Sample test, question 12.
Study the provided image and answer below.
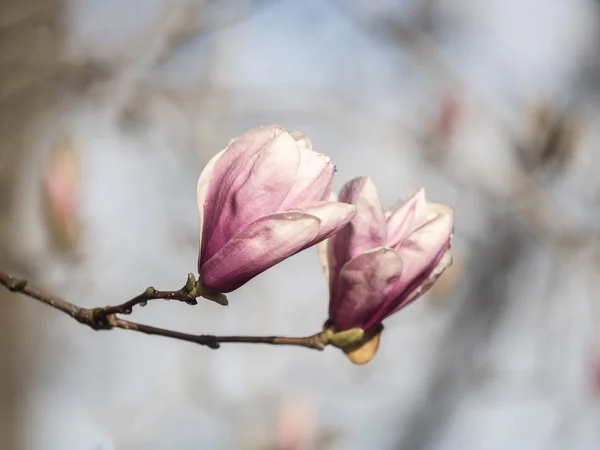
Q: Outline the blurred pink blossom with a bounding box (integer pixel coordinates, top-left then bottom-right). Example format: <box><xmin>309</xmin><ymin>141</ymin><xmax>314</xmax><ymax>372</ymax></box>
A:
<box><xmin>42</xmin><ymin>141</ymin><xmax>81</xmax><ymax>250</ymax></box>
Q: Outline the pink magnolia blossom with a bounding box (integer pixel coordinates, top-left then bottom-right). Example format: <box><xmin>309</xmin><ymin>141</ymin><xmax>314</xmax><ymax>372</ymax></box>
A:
<box><xmin>318</xmin><ymin>177</ymin><xmax>453</xmax><ymax>331</ymax></box>
<box><xmin>197</xmin><ymin>125</ymin><xmax>356</xmax><ymax>293</ymax></box>
<box><xmin>43</xmin><ymin>141</ymin><xmax>81</xmax><ymax>249</ymax></box>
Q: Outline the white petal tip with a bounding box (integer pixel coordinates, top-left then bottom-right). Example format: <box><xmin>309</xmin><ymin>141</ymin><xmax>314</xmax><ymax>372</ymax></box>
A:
<box><xmin>290</xmin><ymin>131</ymin><xmax>313</xmax><ymax>150</ymax></box>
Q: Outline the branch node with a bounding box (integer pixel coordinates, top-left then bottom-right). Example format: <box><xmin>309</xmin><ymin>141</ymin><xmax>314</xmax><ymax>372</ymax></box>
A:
<box><xmin>144</xmin><ymin>287</ymin><xmax>156</xmax><ymax>296</ymax></box>
<box><xmin>72</xmin><ymin>308</ymin><xmax>113</xmax><ymax>330</ymax></box>
<box><xmin>7</xmin><ymin>278</ymin><xmax>28</xmax><ymax>292</ymax></box>
<box><xmin>207</xmin><ymin>340</ymin><xmax>220</xmax><ymax>350</ymax></box>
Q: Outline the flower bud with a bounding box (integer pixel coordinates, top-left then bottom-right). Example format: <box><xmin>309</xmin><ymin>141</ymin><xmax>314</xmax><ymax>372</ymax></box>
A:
<box><xmin>319</xmin><ymin>177</ymin><xmax>453</xmax><ymax>331</ymax></box>
<box><xmin>197</xmin><ymin>126</ymin><xmax>356</xmax><ymax>294</ymax></box>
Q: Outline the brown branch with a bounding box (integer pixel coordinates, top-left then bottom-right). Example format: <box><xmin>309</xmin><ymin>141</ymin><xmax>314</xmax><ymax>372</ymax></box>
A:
<box><xmin>107</xmin><ymin>316</ymin><xmax>328</xmax><ymax>350</ymax></box>
<box><xmin>0</xmin><ymin>269</ymin><xmax>329</xmax><ymax>351</ymax></box>
<box><xmin>101</xmin><ymin>273</ymin><xmax>201</xmax><ymax>316</ymax></box>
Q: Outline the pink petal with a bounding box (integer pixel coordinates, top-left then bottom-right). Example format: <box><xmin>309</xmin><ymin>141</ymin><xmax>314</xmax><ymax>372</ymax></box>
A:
<box><xmin>315</xmin><ymin>193</ymin><xmax>342</xmax><ymax>292</ymax></box>
<box><xmin>279</xmin><ymin>133</ymin><xmax>334</xmax><ymax>209</ymax></box>
<box><xmin>200</xmin><ymin>126</ymin><xmax>286</xmax><ymax>259</ymax></box>
<box><xmin>199</xmin><ymin>212</ymin><xmax>321</xmax><ymax>293</ymax></box>
<box><xmin>289</xmin><ymin>200</ymin><xmax>356</xmax><ymax>249</ymax></box>
<box><xmin>330</xmin><ymin>247</ymin><xmax>404</xmax><ymax>331</ymax></box>
<box><xmin>197</xmin><ymin>148</ymin><xmax>226</xmax><ymax>257</ymax></box>
<box><xmin>211</xmin><ymin>126</ymin><xmax>286</xmax><ymax>177</ymax></box>
<box><xmin>394</xmin><ymin>250</ymin><xmax>453</xmax><ymax>311</ymax></box>
<box><xmin>316</xmin><ymin>237</ymin><xmax>334</xmax><ymax>291</ymax></box>
<box><xmin>365</xmin><ymin>247</ymin><xmax>452</xmax><ymax>329</ymax></box>
<box><xmin>364</xmin><ymin>212</ymin><xmax>453</xmax><ymax>327</ymax></box>
<box><xmin>329</xmin><ymin>177</ymin><xmax>387</xmax><ymax>302</ymax></box>
<box><xmin>386</xmin><ymin>189</ymin><xmax>435</xmax><ymax>248</ymax></box>
<box><xmin>201</xmin><ymin>132</ymin><xmax>301</xmax><ymax>265</ymax></box>
<box><xmin>336</xmin><ymin>177</ymin><xmax>387</xmax><ymax>255</ymax></box>
<box><xmin>393</xmin><ymin>210</ymin><xmax>453</xmax><ymax>284</ymax></box>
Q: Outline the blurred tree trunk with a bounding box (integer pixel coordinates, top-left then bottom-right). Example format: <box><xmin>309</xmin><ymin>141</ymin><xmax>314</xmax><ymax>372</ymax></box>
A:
<box><xmin>0</xmin><ymin>1</ymin><xmax>61</xmax><ymax>448</ymax></box>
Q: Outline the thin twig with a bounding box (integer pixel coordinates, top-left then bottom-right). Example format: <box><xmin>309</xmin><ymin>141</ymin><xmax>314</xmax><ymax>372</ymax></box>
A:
<box><xmin>102</xmin><ymin>273</ymin><xmax>201</xmax><ymax>316</ymax></box>
<box><xmin>0</xmin><ymin>269</ymin><xmax>329</xmax><ymax>351</ymax></box>
<box><xmin>108</xmin><ymin>316</ymin><xmax>328</xmax><ymax>350</ymax></box>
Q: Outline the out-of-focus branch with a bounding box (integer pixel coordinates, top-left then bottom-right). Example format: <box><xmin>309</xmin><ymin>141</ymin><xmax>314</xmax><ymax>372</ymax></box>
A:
<box><xmin>149</xmin><ymin>0</ymin><xmax>284</xmax><ymax>67</ymax></box>
<box><xmin>146</xmin><ymin>1</ymin><xmax>208</xmax><ymax>67</ymax></box>
<box><xmin>327</xmin><ymin>0</ymin><xmax>459</xmax><ymax>90</ymax></box>
<box><xmin>0</xmin><ymin>269</ymin><xmax>329</xmax><ymax>351</ymax></box>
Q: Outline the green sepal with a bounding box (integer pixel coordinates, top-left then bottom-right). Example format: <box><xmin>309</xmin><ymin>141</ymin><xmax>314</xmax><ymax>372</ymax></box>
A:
<box><xmin>196</xmin><ymin>281</ymin><xmax>229</xmax><ymax>306</ymax></box>
<box><xmin>328</xmin><ymin>328</ymin><xmax>365</xmax><ymax>349</ymax></box>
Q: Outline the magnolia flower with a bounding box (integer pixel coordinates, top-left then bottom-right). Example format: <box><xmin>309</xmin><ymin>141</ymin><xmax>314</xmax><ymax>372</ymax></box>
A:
<box><xmin>318</xmin><ymin>177</ymin><xmax>453</xmax><ymax>332</ymax></box>
<box><xmin>197</xmin><ymin>125</ymin><xmax>356</xmax><ymax>294</ymax></box>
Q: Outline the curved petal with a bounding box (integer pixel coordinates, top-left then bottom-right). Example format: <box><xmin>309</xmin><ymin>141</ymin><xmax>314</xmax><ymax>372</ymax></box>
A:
<box><xmin>315</xmin><ymin>193</ymin><xmax>342</xmax><ymax>292</ymax></box>
<box><xmin>329</xmin><ymin>177</ymin><xmax>387</xmax><ymax>302</ymax></box>
<box><xmin>200</xmin><ymin>127</ymin><xmax>286</xmax><ymax>261</ymax></box>
<box><xmin>364</xmin><ymin>212</ymin><xmax>453</xmax><ymax>327</ymax></box>
<box><xmin>392</xmin><ymin>210</ymin><xmax>453</xmax><ymax>285</ymax></box>
<box><xmin>330</xmin><ymin>247</ymin><xmax>404</xmax><ymax>331</ymax></box>
<box><xmin>366</xmin><ymin>247</ymin><xmax>452</xmax><ymax>328</ymax></box>
<box><xmin>387</xmin><ymin>190</ymin><xmax>454</xmax><ymax>248</ymax></box>
<box><xmin>199</xmin><ymin>212</ymin><xmax>321</xmax><ymax>293</ymax></box>
<box><xmin>210</xmin><ymin>125</ymin><xmax>286</xmax><ymax>180</ymax></box>
<box><xmin>336</xmin><ymin>177</ymin><xmax>387</xmax><ymax>257</ymax></box>
<box><xmin>201</xmin><ymin>132</ymin><xmax>301</xmax><ymax>264</ymax></box>
<box><xmin>279</xmin><ymin>133</ymin><xmax>334</xmax><ymax>209</ymax></box>
<box><xmin>395</xmin><ymin>250</ymin><xmax>453</xmax><ymax>310</ymax></box>
<box><xmin>386</xmin><ymin>189</ymin><xmax>431</xmax><ymax>247</ymax></box>
<box><xmin>289</xmin><ymin>200</ymin><xmax>356</xmax><ymax>249</ymax></box>
<box><xmin>197</xmin><ymin>148</ymin><xmax>226</xmax><ymax>259</ymax></box>
<box><xmin>316</xmin><ymin>237</ymin><xmax>334</xmax><ymax>290</ymax></box>
<box><xmin>200</xmin><ymin>126</ymin><xmax>287</xmax><ymax>257</ymax></box>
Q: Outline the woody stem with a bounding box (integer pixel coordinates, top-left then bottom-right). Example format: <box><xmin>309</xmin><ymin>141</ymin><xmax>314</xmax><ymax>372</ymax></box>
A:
<box><xmin>0</xmin><ymin>269</ymin><xmax>329</xmax><ymax>351</ymax></box>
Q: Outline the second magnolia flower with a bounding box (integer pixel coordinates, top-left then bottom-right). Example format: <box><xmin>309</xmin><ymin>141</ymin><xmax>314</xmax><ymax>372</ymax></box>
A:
<box><xmin>197</xmin><ymin>125</ymin><xmax>356</xmax><ymax>293</ymax></box>
<box><xmin>319</xmin><ymin>177</ymin><xmax>454</xmax><ymax>332</ymax></box>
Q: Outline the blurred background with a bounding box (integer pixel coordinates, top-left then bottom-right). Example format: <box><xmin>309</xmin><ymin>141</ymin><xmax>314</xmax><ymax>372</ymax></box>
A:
<box><xmin>2</xmin><ymin>0</ymin><xmax>600</xmax><ymax>448</ymax></box>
